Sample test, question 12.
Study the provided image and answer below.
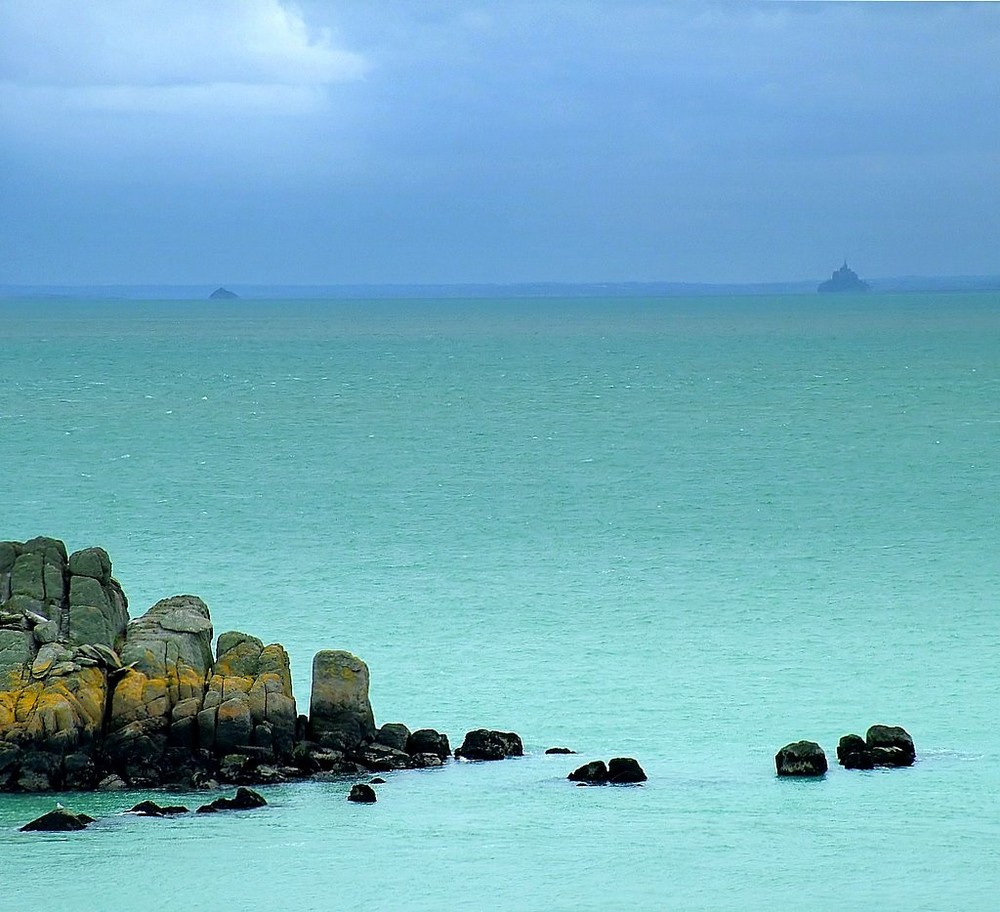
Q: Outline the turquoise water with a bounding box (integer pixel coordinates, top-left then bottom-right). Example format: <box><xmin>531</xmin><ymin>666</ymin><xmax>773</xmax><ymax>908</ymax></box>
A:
<box><xmin>2</xmin><ymin>293</ymin><xmax>999</xmax><ymax>910</ymax></box>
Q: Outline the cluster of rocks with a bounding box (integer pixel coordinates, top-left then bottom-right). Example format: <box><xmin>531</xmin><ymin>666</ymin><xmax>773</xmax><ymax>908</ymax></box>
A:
<box><xmin>0</xmin><ymin>537</ymin><xmax>486</xmax><ymax>793</ymax></box>
<box><xmin>19</xmin><ymin>787</ymin><xmax>268</xmax><ymax>831</ymax></box>
<box><xmin>567</xmin><ymin>757</ymin><xmax>647</xmax><ymax>785</ymax></box>
<box><xmin>775</xmin><ymin>725</ymin><xmax>915</xmax><ymax>777</ymax></box>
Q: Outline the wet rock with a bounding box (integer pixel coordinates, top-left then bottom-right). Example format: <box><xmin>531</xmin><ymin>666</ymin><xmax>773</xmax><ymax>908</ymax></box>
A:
<box><xmin>866</xmin><ymin>724</ymin><xmax>915</xmax><ymax>767</ymax></box>
<box><xmin>568</xmin><ymin>760</ymin><xmax>608</xmax><ymax>784</ymax></box>
<box><xmin>196</xmin><ymin>786</ymin><xmax>267</xmax><ymax>813</ymax></box>
<box><xmin>454</xmin><ymin>729</ymin><xmax>523</xmax><ymax>761</ymax></box>
<box><xmin>608</xmin><ymin>757</ymin><xmax>647</xmax><ymax>783</ymax></box>
<box><xmin>348</xmin><ymin>783</ymin><xmax>377</xmax><ymax>803</ymax></box>
<box><xmin>775</xmin><ymin>740</ymin><xmax>828</xmax><ymax>777</ymax></box>
<box><xmin>837</xmin><ymin>733</ymin><xmax>874</xmax><ymax>770</ymax></box>
<box><xmin>351</xmin><ymin>743</ymin><xmax>413</xmax><ymax>772</ymax></box>
<box><xmin>545</xmin><ymin>747</ymin><xmax>576</xmax><ymax>755</ymax></box>
<box><xmin>97</xmin><ymin>774</ymin><xmax>127</xmax><ymax>791</ymax></box>
<box><xmin>406</xmin><ymin>728</ymin><xmax>450</xmax><ymax>761</ymax></box>
<box><xmin>20</xmin><ymin>806</ymin><xmax>96</xmax><ymax>832</ymax></box>
<box><xmin>369</xmin><ymin>776</ymin><xmax>387</xmax><ymax>784</ymax></box>
<box><xmin>308</xmin><ymin>650</ymin><xmax>375</xmax><ymax>749</ymax></box>
<box><xmin>129</xmin><ymin>800</ymin><xmax>189</xmax><ymax>816</ymax></box>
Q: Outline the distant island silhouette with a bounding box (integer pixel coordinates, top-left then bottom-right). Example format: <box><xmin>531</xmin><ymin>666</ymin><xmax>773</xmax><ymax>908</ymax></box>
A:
<box><xmin>209</xmin><ymin>287</ymin><xmax>239</xmax><ymax>299</ymax></box>
<box><xmin>818</xmin><ymin>262</ymin><xmax>870</xmax><ymax>293</ymax></box>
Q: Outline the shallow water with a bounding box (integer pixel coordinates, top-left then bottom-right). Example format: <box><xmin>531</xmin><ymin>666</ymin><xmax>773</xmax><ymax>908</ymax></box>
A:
<box><xmin>2</xmin><ymin>293</ymin><xmax>999</xmax><ymax>910</ymax></box>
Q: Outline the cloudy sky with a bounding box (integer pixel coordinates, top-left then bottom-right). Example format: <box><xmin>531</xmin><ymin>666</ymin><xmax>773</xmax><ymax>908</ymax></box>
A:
<box><xmin>1</xmin><ymin>1</ymin><xmax>998</xmax><ymax>285</ymax></box>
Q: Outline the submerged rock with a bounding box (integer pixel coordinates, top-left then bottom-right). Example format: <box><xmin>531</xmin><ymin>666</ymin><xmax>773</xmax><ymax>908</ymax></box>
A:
<box><xmin>20</xmin><ymin>806</ymin><xmax>96</xmax><ymax>832</ymax></box>
<box><xmin>454</xmin><ymin>729</ymin><xmax>523</xmax><ymax>761</ymax></box>
<box><xmin>775</xmin><ymin>740</ymin><xmax>828</xmax><ymax>777</ymax></box>
<box><xmin>196</xmin><ymin>787</ymin><xmax>267</xmax><ymax>813</ymax></box>
<box><xmin>545</xmin><ymin>747</ymin><xmax>576</xmax><ymax>755</ymax></box>
<box><xmin>348</xmin><ymin>783</ymin><xmax>377</xmax><ymax>803</ymax></box>
<box><xmin>129</xmin><ymin>800</ymin><xmax>189</xmax><ymax>816</ymax></box>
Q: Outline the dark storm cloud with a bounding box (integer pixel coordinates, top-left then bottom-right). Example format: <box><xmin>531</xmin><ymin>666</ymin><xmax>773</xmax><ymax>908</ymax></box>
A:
<box><xmin>1</xmin><ymin>1</ymin><xmax>998</xmax><ymax>284</ymax></box>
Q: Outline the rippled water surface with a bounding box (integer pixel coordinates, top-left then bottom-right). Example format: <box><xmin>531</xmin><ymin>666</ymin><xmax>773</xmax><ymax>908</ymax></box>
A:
<box><xmin>2</xmin><ymin>294</ymin><xmax>999</xmax><ymax>910</ymax></box>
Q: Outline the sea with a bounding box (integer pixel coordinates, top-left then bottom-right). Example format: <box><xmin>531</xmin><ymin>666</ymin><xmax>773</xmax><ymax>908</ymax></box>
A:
<box><xmin>1</xmin><ymin>292</ymin><xmax>998</xmax><ymax>911</ymax></box>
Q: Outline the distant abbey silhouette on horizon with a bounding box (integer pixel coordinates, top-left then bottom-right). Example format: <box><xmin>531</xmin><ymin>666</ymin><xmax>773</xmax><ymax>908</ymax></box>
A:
<box><xmin>819</xmin><ymin>261</ymin><xmax>870</xmax><ymax>293</ymax></box>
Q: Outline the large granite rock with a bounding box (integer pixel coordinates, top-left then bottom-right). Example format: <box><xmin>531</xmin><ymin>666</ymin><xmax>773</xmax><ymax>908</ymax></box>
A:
<box><xmin>775</xmin><ymin>740</ymin><xmax>828</xmax><ymax>777</ymax></box>
<box><xmin>106</xmin><ymin>595</ymin><xmax>214</xmax><ymax>782</ymax></box>
<box><xmin>199</xmin><ymin>631</ymin><xmax>297</xmax><ymax>759</ymax></box>
<box><xmin>308</xmin><ymin>650</ymin><xmax>375</xmax><ymax>749</ymax></box>
<box><xmin>20</xmin><ymin>806</ymin><xmax>96</xmax><ymax>832</ymax></box>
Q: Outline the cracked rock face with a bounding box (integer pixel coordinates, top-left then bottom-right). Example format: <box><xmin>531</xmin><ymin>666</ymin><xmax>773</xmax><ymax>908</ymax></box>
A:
<box><xmin>308</xmin><ymin>650</ymin><xmax>376</xmax><ymax>749</ymax></box>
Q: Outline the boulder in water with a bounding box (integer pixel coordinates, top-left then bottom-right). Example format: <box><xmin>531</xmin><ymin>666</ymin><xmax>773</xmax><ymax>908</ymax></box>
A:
<box><xmin>406</xmin><ymin>728</ymin><xmax>450</xmax><ymax>760</ymax></box>
<box><xmin>567</xmin><ymin>760</ymin><xmax>608</xmax><ymax>784</ymax></box>
<box><xmin>775</xmin><ymin>740</ymin><xmax>827</xmax><ymax>777</ymax></box>
<box><xmin>454</xmin><ymin>729</ymin><xmax>523</xmax><ymax>761</ymax></box>
<box><xmin>348</xmin><ymin>783</ymin><xmax>377</xmax><ymax>803</ymax></box>
<box><xmin>837</xmin><ymin>733</ymin><xmax>874</xmax><ymax>770</ymax></box>
<box><xmin>608</xmin><ymin>757</ymin><xmax>647</xmax><ymax>783</ymax></box>
<box><xmin>866</xmin><ymin>724</ymin><xmax>915</xmax><ymax>767</ymax></box>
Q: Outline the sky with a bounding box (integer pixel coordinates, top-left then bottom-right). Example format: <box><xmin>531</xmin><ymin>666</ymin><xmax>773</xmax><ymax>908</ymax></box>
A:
<box><xmin>1</xmin><ymin>0</ymin><xmax>998</xmax><ymax>286</ymax></box>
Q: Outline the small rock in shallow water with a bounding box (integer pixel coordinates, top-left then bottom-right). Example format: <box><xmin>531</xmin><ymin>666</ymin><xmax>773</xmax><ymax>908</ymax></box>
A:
<box><xmin>128</xmin><ymin>800</ymin><xmax>189</xmax><ymax>816</ymax></box>
<box><xmin>196</xmin><ymin>787</ymin><xmax>267</xmax><ymax>813</ymax></box>
<box><xmin>348</xmin><ymin>783</ymin><xmax>377</xmax><ymax>803</ymax></box>
<box><xmin>545</xmin><ymin>747</ymin><xmax>576</xmax><ymax>755</ymax></box>
<box><xmin>20</xmin><ymin>807</ymin><xmax>96</xmax><ymax>832</ymax></box>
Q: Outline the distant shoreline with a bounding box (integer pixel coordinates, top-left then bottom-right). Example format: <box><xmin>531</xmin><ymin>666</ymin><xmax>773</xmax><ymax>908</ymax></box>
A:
<box><xmin>2</xmin><ymin>276</ymin><xmax>1000</xmax><ymax>300</ymax></box>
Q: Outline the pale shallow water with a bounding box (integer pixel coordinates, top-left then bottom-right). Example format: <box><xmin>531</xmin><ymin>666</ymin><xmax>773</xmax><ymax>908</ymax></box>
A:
<box><xmin>2</xmin><ymin>293</ymin><xmax>999</xmax><ymax>910</ymax></box>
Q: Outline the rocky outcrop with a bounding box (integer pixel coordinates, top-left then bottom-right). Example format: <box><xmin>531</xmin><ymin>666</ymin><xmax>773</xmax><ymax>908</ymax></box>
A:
<box><xmin>199</xmin><ymin>632</ymin><xmax>297</xmax><ymax>758</ymax></box>
<box><xmin>1</xmin><ymin>537</ymin><xmax>485</xmax><ymax>792</ymax></box>
<box><xmin>129</xmin><ymin>800</ymin><xmax>189</xmax><ymax>816</ymax></box>
<box><xmin>454</xmin><ymin>729</ymin><xmax>523</xmax><ymax>761</ymax></box>
<box><xmin>775</xmin><ymin>740</ymin><xmax>828</xmax><ymax>777</ymax></box>
<box><xmin>308</xmin><ymin>650</ymin><xmax>376</xmax><ymax>749</ymax></box>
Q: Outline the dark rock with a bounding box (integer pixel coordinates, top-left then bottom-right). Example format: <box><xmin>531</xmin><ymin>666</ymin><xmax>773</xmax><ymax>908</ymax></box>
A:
<box><xmin>129</xmin><ymin>800</ymin><xmax>189</xmax><ymax>816</ymax></box>
<box><xmin>375</xmin><ymin>722</ymin><xmax>411</xmax><ymax>753</ymax></box>
<box><xmin>775</xmin><ymin>740</ymin><xmax>828</xmax><ymax>777</ymax></box>
<box><xmin>411</xmin><ymin>752</ymin><xmax>444</xmax><ymax>768</ymax></box>
<box><xmin>837</xmin><ymin>734</ymin><xmax>874</xmax><ymax>770</ymax></box>
<box><xmin>369</xmin><ymin>776</ymin><xmax>387</xmax><ymax>784</ymax></box>
<box><xmin>197</xmin><ymin>786</ymin><xmax>267</xmax><ymax>813</ymax></box>
<box><xmin>20</xmin><ymin>807</ymin><xmax>95</xmax><ymax>832</ymax></box>
<box><xmin>567</xmin><ymin>760</ymin><xmax>608</xmax><ymax>784</ymax></box>
<box><xmin>545</xmin><ymin>747</ymin><xmax>576</xmax><ymax>755</ymax></box>
<box><xmin>866</xmin><ymin>724</ymin><xmax>915</xmax><ymax>767</ymax></box>
<box><xmin>406</xmin><ymin>728</ymin><xmax>450</xmax><ymax>761</ymax></box>
<box><xmin>63</xmin><ymin>752</ymin><xmax>97</xmax><ymax>790</ymax></box>
<box><xmin>348</xmin><ymin>783</ymin><xmax>377</xmax><ymax>803</ymax></box>
<box><xmin>608</xmin><ymin>757</ymin><xmax>647</xmax><ymax>784</ymax></box>
<box><xmin>351</xmin><ymin>743</ymin><xmax>412</xmax><ymax>772</ymax></box>
<box><xmin>454</xmin><ymin>729</ymin><xmax>523</xmax><ymax>761</ymax></box>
